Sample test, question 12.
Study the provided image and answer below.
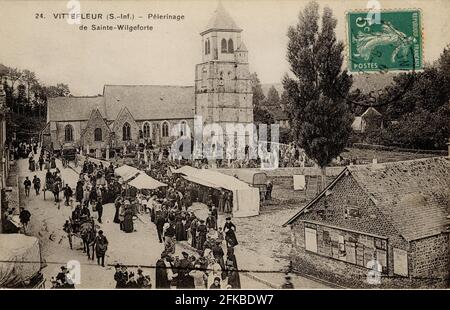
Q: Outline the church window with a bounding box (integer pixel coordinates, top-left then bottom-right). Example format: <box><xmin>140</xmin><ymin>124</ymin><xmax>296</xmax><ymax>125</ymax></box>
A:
<box><xmin>205</xmin><ymin>39</ymin><xmax>211</xmax><ymax>55</ymax></box>
<box><xmin>122</xmin><ymin>122</ymin><xmax>131</xmax><ymax>141</ymax></box>
<box><xmin>143</xmin><ymin>122</ymin><xmax>151</xmax><ymax>138</ymax></box>
<box><xmin>64</xmin><ymin>124</ymin><xmax>74</xmax><ymax>142</ymax></box>
<box><xmin>162</xmin><ymin>121</ymin><xmax>169</xmax><ymax>137</ymax></box>
<box><xmin>94</xmin><ymin>128</ymin><xmax>102</xmax><ymax>141</ymax></box>
<box><xmin>180</xmin><ymin>120</ymin><xmax>187</xmax><ymax>136</ymax></box>
<box><xmin>228</xmin><ymin>39</ymin><xmax>234</xmax><ymax>53</ymax></box>
<box><xmin>221</xmin><ymin>38</ymin><xmax>227</xmax><ymax>53</ymax></box>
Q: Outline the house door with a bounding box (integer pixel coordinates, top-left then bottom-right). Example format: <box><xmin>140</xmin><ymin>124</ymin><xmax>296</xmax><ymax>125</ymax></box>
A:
<box><xmin>305</xmin><ymin>227</ymin><xmax>318</xmax><ymax>253</ymax></box>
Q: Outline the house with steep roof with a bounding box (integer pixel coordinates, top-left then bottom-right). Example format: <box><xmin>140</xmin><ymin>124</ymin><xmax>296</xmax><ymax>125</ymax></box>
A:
<box><xmin>352</xmin><ymin>107</ymin><xmax>383</xmax><ymax>133</ymax></box>
<box><xmin>44</xmin><ymin>3</ymin><xmax>253</xmax><ymax>155</ymax></box>
<box><xmin>284</xmin><ymin>157</ymin><xmax>450</xmax><ymax>288</ymax></box>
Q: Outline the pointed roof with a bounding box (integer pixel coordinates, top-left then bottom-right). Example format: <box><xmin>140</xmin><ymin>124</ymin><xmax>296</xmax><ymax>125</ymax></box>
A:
<box><xmin>236</xmin><ymin>41</ymin><xmax>247</xmax><ymax>52</ymax></box>
<box><xmin>284</xmin><ymin>157</ymin><xmax>450</xmax><ymax>242</ymax></box>
<box><xmin>201</xmin><ymin>2</ymin><xmax>242</xmax><ymax>35</ymax></box>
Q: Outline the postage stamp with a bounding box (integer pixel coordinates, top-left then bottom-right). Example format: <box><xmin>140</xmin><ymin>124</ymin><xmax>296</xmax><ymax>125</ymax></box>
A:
<box><xmin>347</xmin><ymin>10</ymin><xmax>422</xmax><ymax>72</ymax></box>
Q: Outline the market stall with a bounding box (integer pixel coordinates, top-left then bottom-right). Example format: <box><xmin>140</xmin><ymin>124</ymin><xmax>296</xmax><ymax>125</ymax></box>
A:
<box><xmin>0</xmin><ymin>234</ymin><xmax>45</xmax><ymax>288</ymax></box>
<box><xmin>171</xmin><ymin>166</ymin><xmax>260</xmax><ymax>217</ymax></box>
<box><xmin>128</xmin><ymin>172</ymin><xmax>167</xmax><ymax>190</ymax></box>
<box><xmin>115</xmin><ymin>164</ymin><xmax>140</xmax><ymax>182</ymax></box>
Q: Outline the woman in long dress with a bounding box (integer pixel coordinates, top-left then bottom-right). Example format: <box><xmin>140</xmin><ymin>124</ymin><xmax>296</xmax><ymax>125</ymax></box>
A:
<box><xmin>113</xmin><ymin>197</ymin><xmax>122</xmax><ymax>224</ymax></box>
<box><xmin>123</xmin><ymin>206</ymin><xmax>134</xmax><ymax>233</ymax></box>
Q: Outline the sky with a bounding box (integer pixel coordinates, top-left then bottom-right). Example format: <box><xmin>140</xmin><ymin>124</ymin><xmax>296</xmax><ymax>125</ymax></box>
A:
<box><xmin>0</xmin><ymin>0</ymin><xmax>449</xmax><ymax>96</ymax></box>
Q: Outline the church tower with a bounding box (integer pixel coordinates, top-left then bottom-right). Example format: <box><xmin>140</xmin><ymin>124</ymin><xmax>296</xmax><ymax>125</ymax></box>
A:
<box><xmin>194</xmin><ymin>2</ymin><xmax>253</xmax><ymax>139</ymax></box>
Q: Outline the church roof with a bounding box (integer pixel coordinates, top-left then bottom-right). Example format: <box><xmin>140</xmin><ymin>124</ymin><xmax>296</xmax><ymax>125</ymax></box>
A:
<box><xmin>201</xmin><ymin>2</ymin><xmax>242</xmax><ymax>35</ymax></box>
<box><xmin>47</xmin><ymin>96</ymin><xmax>105</xmax><ymax>122</ymax></box>
<box><xmin>102</xmin><ymin>85</ymin><xmax>195</xmax><ymax>121</ymax></box>
<box><xmin>47</xmin><ymin>85</ymin><xmax>195</xmax><ymax>123</ymax></box>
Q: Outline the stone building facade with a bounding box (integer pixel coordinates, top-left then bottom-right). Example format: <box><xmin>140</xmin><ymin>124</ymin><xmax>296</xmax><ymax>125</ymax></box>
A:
<box><xmin>45</xmin><ymin>3</ymin><xmax>253</xmax><ymax>156</ymax></box>
<box><xmin>284</xmin><ymin>157</ymin><xmax>450</xmax><ymax>288</ymax></box>
<box><xmin>195</xmin><ymin>2</ymin><xmax>253</xmax><ymax>150</ymax></box>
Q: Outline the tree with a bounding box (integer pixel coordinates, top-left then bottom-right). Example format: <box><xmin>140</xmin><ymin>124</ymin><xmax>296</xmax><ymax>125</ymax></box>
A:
<box><xmin>6</xmin><ymin>67</ymin><xmax>22</xmax><ymax>89</ymax></box>
<box><xmin>363</xmin><ymin>45</ymin><xmax>450</xmax><ymax>150</ymax></box>
<box><xmin>282</xmin><ymin>1</ymin><xmax>353</xmax><ymax>190</ymax></box>
<box><xmin>44</xmin><ymin>83</ymin><xmax>71</xmax><ymax>98</ymax></box>
<box><xmin>22</xmin><ymin>69</ymin><xmax>37</xmax><ymax>102</ymax></box>
<box><xmin>250</xmin><ymin>72</ymin><xmax>265</xmax><ymax>107</ymax></box>
<box><xmin>266</xmin><ymin>86</ymin><xmax>280</xmax><ymax>106</ymax></box>
<box><xmin>251</xmin><ymin>72</ymin><xmax>274</xmax><ymax>125</ymax></box>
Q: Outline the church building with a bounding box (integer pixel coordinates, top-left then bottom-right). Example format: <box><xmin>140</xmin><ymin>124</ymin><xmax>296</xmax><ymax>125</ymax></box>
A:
<box><xmin>43</xmin><ymin>3</ymin><xmax>253</xmax><ymax>157</ymax></box>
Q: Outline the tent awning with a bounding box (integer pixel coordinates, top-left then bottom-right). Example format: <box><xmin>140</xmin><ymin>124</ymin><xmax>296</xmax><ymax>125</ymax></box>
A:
<box><xmin>0</xmin><ymin>234</ymin><xmax>42</xmax><ymax>287</ymax></box>
<box><xmin>128</xmin><ymin>172</ymin><xmax>167</xmax><ymax>190</ymax></box>
<box><xmin>171</xmin><ymin>166</ymin><xmax>251</xmax><ymax>191</ymax></box>
<box><xmin>115</xmin><ymin>165</ymin><xmax>140</xmax><ymax>181</ymax></box>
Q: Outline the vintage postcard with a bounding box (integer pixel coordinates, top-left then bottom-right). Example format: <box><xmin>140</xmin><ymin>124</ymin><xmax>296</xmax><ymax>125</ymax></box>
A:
<box><xmin>0</xmin><ymin>0</ymin><xmax>449</xmax><ymax>295</ymax></box>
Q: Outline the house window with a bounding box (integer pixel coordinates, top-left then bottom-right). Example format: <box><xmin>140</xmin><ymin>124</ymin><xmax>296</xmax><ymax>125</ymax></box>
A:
<box><xmin>221</xmin><ymin>38</ymin><xmax>227</xmax><ymax>53</ymax></box>
<box><xmin>122</xmin><ymin>122</ymin><xmax>131</xmax><ymax>141</ymax></box>
<box><xmin>143</xmin><ymin>122</ymin><xmax>151</xmax><ymax>138</ymax></box>
<box><xmin>345</xmin><ymin>207</ymin><xmax>361</xmax><ymax>219</ymax></box>
<box><xmin>393</xmin><ymin>248</ymin><xmax>408</xmax><ymax>277</ymax></box>
<box><xmin>161</xmin><ymin>121</ymin><xmax>169</xmax><ymax>137</ymax></box>
<box><xmin>64</xmin><ymin>124</ymin><xmax>73</xmax><ymax>142</ymax></box>
<box><xmin>304</xmin><ymin>225</ymin><xmax>318</xmax><ymax>253</ymax></box>
<box><xmin>317</xmin><ymin>225</ymin><xmax>388</xmax><ymax>273</ymax></box>
<box><xmin>228</xmin><ymin>39</ymin><xmax>234</xmax><ymax>53</ymax></box>
<box><xmin>94</xmin><ymin>128</ymin><xmax>102</xmax><ymax>141</ymax></box>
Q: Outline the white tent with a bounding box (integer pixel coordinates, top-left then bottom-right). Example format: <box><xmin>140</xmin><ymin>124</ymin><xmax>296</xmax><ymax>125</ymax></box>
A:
<box><xmin>172</xmin><ymin>166</ymin><xmax>260</xmax><ymax>217</ymax></box>
<box><xmin>128</xmin><ymin>172</ymin><xmax>167</xmax><ymax>190</ymax></box>
<box><xmin>115</xmin><ymin>165</ymin><xmax>140</xmax><ymax>181</ymax></box>
<box><xmin>0</xmin><ymin>234</ymin><xmax>42</xmax><ymax>287</ymax></box>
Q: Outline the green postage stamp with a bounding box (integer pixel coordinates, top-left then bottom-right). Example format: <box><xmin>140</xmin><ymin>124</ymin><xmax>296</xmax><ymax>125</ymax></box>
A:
<box><xmin>347</xmin><ymin>10</ymin><xmax>422</xmax><ymax>72</ymax></box>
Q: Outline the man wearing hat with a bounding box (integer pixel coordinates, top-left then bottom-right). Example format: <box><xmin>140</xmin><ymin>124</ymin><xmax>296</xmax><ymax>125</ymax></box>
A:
<box><xmin>155</xmin><ymin>253</ymin><xmax>171</xmax><ymax>289</ymax></box>
<box><xmin>94</xmin><ymin>230</ymin><xmax>108</xmax><ymax>267</ymax></box>
<box><xmin>114</xmin><ymin>264</ymin><xmax>127</xmax><ymax>288</ymax></box>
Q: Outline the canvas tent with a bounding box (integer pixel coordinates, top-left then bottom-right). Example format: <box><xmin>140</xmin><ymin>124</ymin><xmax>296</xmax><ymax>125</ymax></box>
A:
<box><xmin>233</xmin><ymin>170</ymin><xmax>267</xmax><ymax>187</ymax></box>
<box><xmin>0</xmin><ymin>234</ymin><xmax>43</xmax><ymax>287</ymax></box>
<box><xmin>171</xmin><ymin>166</ymin><xmax>260</xmax><ymax>217</ymax></box>
<box><xmin>115</xmin><ymin>165</ymin><xmax>140</xmax><ymax>181</ymax></box>
<box><xmin>128</xmin><ymin>172</ymin><xmax>167</xmax><ymax>190</ymax></box>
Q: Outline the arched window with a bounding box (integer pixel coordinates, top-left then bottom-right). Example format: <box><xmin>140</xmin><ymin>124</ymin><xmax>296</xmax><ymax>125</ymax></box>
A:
<box><xmin>161</xmin><ymin>121</ymin><xmax>169</xmax><ymax>137</ymax></box>
<box><xmin>143</xmin><ymin>122</ymin><xmax>151</xmax><ymax>138</ymax></box>
<box><xmin>180</xmin><ymin>121</ymin><xmax>187</xmax><ymax>136</ymax></box>
<box><xmin>205</xmin><ymin>39</ymin><xmax>210</xmax><ymax>55</ymax></box>
<box><xmin>228</xmin><ymin>39</ymin><xmax>234</xmax><ymax>53</ymax></box>
<box><xmin>122</xmin><ymin>122</ymin><xmax>131</xmax><ymax>141</ymax></box>
<box><xmin>94</xmin><ymin>128</ymin><xmax>102</xmax><ymax>141</ymax></box>
<box><xmin>221</xmin><ymin>38</ymin><xmax>227</xmax><ymax>53</ymax></box>
<box><xmin>64</xmin><ymin>124</ymin><xmax>73</xmax><ymax>142</ymax></box>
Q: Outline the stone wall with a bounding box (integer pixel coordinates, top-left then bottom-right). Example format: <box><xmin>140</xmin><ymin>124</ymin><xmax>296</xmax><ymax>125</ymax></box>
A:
<box><xmin>410</xmin><ymin>233</ymin><xmax>450</xmax><ymax>283</ymax></box>
<box><xmin>81</xmin><ymin>110</ymin><xmax>111</xmax><ymax>150</ymax></box>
